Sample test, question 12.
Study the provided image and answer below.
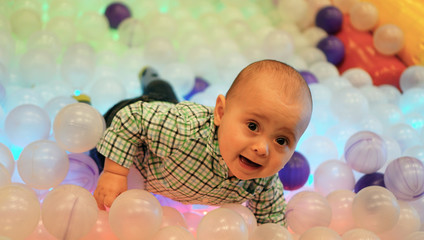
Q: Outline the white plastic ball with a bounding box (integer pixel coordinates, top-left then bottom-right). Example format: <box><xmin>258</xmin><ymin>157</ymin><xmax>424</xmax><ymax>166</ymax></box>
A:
<box><xmin>341</xmin><ymin>68</ymin><xmax>373</xmax><ymax>88</ymax></box>
<box><xmin>400</xmin><ymin>65</ymin><xmax>424</xmax><ymax>92</ymax></box>
<box><xmin>349</xmin><ymin>2</ymin><xmax>379</xmax><ymax>31</ymax></box>
<box><xmin>373</xmin><ymin>24</ymin><xmax>404</xmax><ymax>56</ymax></box>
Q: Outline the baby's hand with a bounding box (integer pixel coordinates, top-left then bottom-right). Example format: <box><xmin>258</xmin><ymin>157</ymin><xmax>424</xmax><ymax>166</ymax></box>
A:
<box><xmin>93</xmin><ymin>171</ymin><xmax>128</xmax><ymax>210</ymax></box>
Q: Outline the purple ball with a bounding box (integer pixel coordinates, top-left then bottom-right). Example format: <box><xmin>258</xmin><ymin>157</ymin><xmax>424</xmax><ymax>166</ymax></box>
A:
<box><xmin>315</xmin><ymin>6</ymin><xmax>343</xmax><ymax>34</ymax></box>
<box><xmin>61</xmin><ymin>153</ymin><xmax>99</xmax><ymax>193</ymax></box>
<box><xmin>317</xmin><ymin>36</ymin><xmax>345</xmax><ymax>65</ymax></box>
<box><xmin>278</xmin><ymin>151</ymin><xmax>310</xmax><ymax>191</ymax></box>
<box><xmin>300</xmin><ymin>71</ymin><xmax>318</xmax><ymax>85</ymax></box>
<box><xmin>354</xmin><ymin>172</ymin><xmax>385</xmax><ymax>193</ymax></box>
<box><xmin>105</xmin><ymin>2</ymin><xmax>131</xmax><ymax>29</ymax></box>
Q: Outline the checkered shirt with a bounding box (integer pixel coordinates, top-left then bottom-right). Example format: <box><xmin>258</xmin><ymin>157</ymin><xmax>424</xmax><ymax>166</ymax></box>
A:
<box><xmin>97</xmin><ymin>101</ymin><xmax>286</xmax><ymax>225</ymax></box>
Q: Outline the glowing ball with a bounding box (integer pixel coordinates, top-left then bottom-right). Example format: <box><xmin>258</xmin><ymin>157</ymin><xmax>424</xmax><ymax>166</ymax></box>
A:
<box><xmin>302</xmin><ymin>27</ymin><xmax>328</xmax><ymax>48</ymax></box>
<box><xmin>45</xmin><ymin>16</ymin><xmax>77</xmax><ymax>47</ymax></box>
<box><xmin>196</xmin><ymin>208</ymin><xmax>248</xmax><ymax>240</ymax></box>
<box><xmin>26</xmin><ymin>30</ymin><xmax>62</xmax><ymax>59</ymax></box>
<box><xmin>118</xmin><ymin>18</ymin><xmax>146</xmax><ymax>48</ymax></box>
<box><xmin>326</xmin><ymin>190</ymin><xmax>355</xmax><ymax>235</ymax></box>
<box><xmin>379</xmin><ymin>84</ymin><xmax>401</xmax><ymax>105</ymax></box>
<box><xmin>314</xmin><ymin>160</ymin><xmax>355</xmax><ymax>196</ymax></box>
<box><xmin>308</xmin><ymin>61</ymin><xmax>339</xmax><ymax>82</ymax></box>
<box><xmin>373</xmin><ymin>24</ymin><xmax>404</xmax><ymax>56</ymax></box>
<box><xmin>42</xmin><ymin>184</ymin><xmax>98</xmax><ymax>240</ymax></box>
<box><xmin>278</xmin><ymin>151</ymin><xmax>310</xmax><ymax>191</ymax></box>
<box><xmin>262</xmin><ymin>29</ymin><xmax>294</xmax><ymax>61</ymax></box>
<box><xmin>398</xmin><ymin>87</ymin><xmax>424</xmax><ymax>115</ymax></box>
<box><xmin>0</xmin><ymin>184</ymin><xmax>40</xmax><ymax>240</ymax></box>
<box><xmin>105</xmin><ymin>2</ymin><xmax>131</xmax><ymax>29</ymax></box>
<box><xmin>384</xmin><ymin>156</ymin><xmax>424</xmax><ymax>201</ymax></box>
<box><xmin>400</xmin><ymin>65</ymin><xmax>424</xmax><ymax>92</ymax></box>
<box><xmin>406</xmin><ymin>232</ymin><xmax>424</xmax><ymax>240</ymax></box>
<box><xmin>378</xmin><ymin>201</ymin><xmax>421</xmax><ymax>240</ymax></box>
<box><xmin>354</xmin><ymin>172</ymin><xmax>385</xmax><ymax>193</ymax></box>
<box><xmin>317</xmin><ymin>36</ymin><xmax>345</xmax><ymax>65</ymax></box>
<box><xmin>60</xmin><ymin>153</ymin><xmax>99</xmax><ymax>193</ymax></box>
<box><xmin>341</xmin><ymin>68</ymin><xmax>373</xmax><ymax>88</ymax></box>
<box><xmin>109</xmin><ymin>189</ymin><xmax>163</xmax><ymax>240</ymax></box>
<box><xmin>359</xmin><ymin>85</ymin><xmax>388</xmax><ymax>105</ymax></box>
<box><xmin>53</xmin><ymin>103</ymin><xmax>105</xmax><ymax>153</ymax></box>
<box><xmin>286</xmin><ymin>191</ymin><xmax>332</xmax><ymax>235</ymax></box>
<box><xmin>76</xmin><ymin>11</ymin><xmax>108</xmax><ymax>42</ymax></box>
<box><xmin>44</xmin><ymin>96</ymin><xmax>78</xmax><ymax>124</ymax></box>
<box><xmin>385</xmin><ymin>123</ymin><xmax>420</xmax><ymax>151</ymax></box>
<box><xmin>18</xmin><ymin>48</ymin><xmax>57</xmax><ymax>87</ymax></box>
<box><xmin>298</xmin><ymin>47</ymin><xmax>327</xmax><ymax>66</ymax></box>
<box><xmin>352</xmin><ymin>186</ymin><xmax>400</xmax><ymax>233</ymax></box>
<box><xmin>4</xmin><ymin>104</ymin><xmax>50</xmax><ymax>147</ymax></box>
<box><xmin>143</xmin><ymin>37</ymin><xmax>177</xmax><ymax>66</ymax></box>
<box><xmin>315</xmin><ymin>6</ymin><xmax>343</xmax><ymax>34</ymax></box>
<box><xmin>0</xmin><ymin>31</ymin><xmax>15</xmax><ymax>67</ymax></box>
<box><xmin>349</xmin><ymin>2</ymin><xmax>379</xmax><ymax>31</ymax></box>
<box><xmin>221</xmin><ymin>203</ymin><xmax>257</xmax><ymax>235</ymax></box>
<box><xmin>299</xmin><ymin>71</ymin><xmax>318</xmax><ymax>85</ymax></box>
<box><xmin>89</xmin><ymin>76</ymin><xmax>127</xmax><ymax>115</ymax></box>
<box><xmin>299</xmin><ymin>227</ymin><xmax>341</xmax><ymax>240</ymax></box>
<box><xmin>330</xmin><ymin>87</ymin><xmax>369</xmax><ymax>123</ymax></box>
<box><xmin>10</xmin><ymin>8</ymin><xmax>42</xmax><ymax>40</ymax></box>
<box><xmin>344</xmin><ymin>131</ymin><xmax>387</xmax><ymax>174</ymax></box>
<box><xmin>80</xmin><ymin>210</ymin><xmax>119</xmax><ymax>240</ymax></box>
<box><xmin>160</xmin><ymin>206</ymin><xmax>188</xmax><ymax>229</ymax></box>
<box><xmin>151</xmin><ymin>226</ymin><xmax>194</xmax><ymax>240</ymax></box>
<box><xmin>17</xmin><ymin>140</ymin><xmax>69</xmax><ymax>189</ymax></box>
<box><xmin>342</xmin><ymin>228</ymin><xmax>380</xmax><ymax>240</ymax></box>
<box><xmin>371</xmin><ymin>103</ymin><xmax>404</xmax><ymax>127</ymax></box>
<box><xmin>249</xmin><ymin>223</ymin><xmax>292</xmax><ymax>240</ymax></box>
<box><xmin>0</xmin><ymin>143</ymin><xmax>14</xmax><ymax>174</ymax></box>
<box><xmin>403</xmin><ymin>145</ymin><xmax>424</xmax><ymax>162</ymax></box>
<box><xmin>297</xmin><ymin>135</ymin><xmax>338</xmax><ymax>172</ymax></box>
<box><xmin>61</xmin><ymin>43</ymin><xmax>96</xmax><ymax>89</ymax></box>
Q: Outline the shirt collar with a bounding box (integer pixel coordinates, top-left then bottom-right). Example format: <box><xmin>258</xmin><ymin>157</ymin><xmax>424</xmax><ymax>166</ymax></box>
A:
<box><xmin>206</xmin><ymin>115</ymin><xmax>230</xmax><ymax>178</ymax></box>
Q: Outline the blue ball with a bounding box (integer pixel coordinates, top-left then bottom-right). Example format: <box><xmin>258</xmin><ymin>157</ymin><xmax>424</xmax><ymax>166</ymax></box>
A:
<box><xmin>300</xmin><ymin>71</ymin><xmax>318</xmax><ymax>85</ymax></box>
<box><xmin>315</xmin><ymin>6</ymin><xmax>343</xmax><ymax>34</ymax></box>
<box><xmin>278</xmin><ymin>151</ymin><xmax>310</xmax><ymax>191</ymax></box>
<box><xmin>317</xmin><ymin>36</ymin><xmax>345</xmax><ymax>65</ymax></box>
<box><xmin>105</xmin><ymin>2</ymin><xmax>131</xmax><ymax>29</ymax></box>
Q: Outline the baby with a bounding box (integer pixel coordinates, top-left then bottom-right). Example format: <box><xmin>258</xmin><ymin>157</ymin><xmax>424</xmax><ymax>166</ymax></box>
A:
<box><xmin>93</xmin><ymin>59</ymin><xmax>312</xmax><ymax>225</ymax></box>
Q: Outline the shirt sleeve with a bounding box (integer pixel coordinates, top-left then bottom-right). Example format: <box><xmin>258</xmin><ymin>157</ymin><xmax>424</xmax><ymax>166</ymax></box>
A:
<box><xmin>96</xmin><ymin>101</ymin><xmax>146</xmax><ymax>168</ymax></box>
<box><xmin>247</xmin><ymin>174</ymin><xmax>287</xmax><ymax>226</ymax></box>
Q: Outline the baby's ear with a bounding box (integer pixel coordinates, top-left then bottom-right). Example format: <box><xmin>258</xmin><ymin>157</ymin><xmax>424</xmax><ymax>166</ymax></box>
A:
<box><xmin>213</xmin><ymin>94</ymin><xmax>226</xmax><ymax>126</ymax></box>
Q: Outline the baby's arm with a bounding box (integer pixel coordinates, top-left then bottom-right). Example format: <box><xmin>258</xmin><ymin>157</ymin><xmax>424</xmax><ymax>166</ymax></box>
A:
<box><xmin>93</xmin><ymin>158</ymin><xmax>129</xmax><ymax>210</ymax></box>
<box><xmin>247</xmin><ymin>175</ymin><xmax>286</xmax><ymax>226</ymax></box>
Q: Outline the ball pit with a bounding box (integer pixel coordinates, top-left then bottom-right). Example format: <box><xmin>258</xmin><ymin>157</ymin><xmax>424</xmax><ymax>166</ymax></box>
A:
<box><xmin>0</xmin><ymin>0</ymin><xmax>423</xmax><ymax>239</ymax></box>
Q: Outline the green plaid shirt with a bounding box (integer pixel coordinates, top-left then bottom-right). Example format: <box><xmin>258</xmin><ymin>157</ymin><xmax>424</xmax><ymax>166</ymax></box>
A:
<box><xmin>97</xmin><ymin>101</ymin><xmax>286</xmax><ymax>225</ymax></box>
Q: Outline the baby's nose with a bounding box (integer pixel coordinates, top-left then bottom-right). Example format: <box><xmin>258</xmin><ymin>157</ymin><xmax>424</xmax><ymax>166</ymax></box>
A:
<box><xmin>252</xmin><ymin>139</ymin><xmax>269</xmax><ymax>156</ymax></box>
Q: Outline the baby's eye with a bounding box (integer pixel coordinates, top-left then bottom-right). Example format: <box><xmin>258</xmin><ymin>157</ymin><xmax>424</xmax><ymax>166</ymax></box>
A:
<box><xmin>247</xmin><ymin>122</ymin><xmax>258</xmax><ymax>131</ymax></box>
<box><xmin>276</xmin><ymin>138</ymin><xmax>288</xmax><ymax>146</ymax></box>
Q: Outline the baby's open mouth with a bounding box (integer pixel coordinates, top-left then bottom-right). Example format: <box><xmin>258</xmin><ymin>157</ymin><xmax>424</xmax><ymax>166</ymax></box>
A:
<box><xmin>240</xmin><ymin>155</ymin><xmax>262</xmax><ymax>168</ymax></box>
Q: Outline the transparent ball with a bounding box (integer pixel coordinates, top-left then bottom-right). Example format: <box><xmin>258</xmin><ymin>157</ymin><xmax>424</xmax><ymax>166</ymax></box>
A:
<box><xmin>118</xmin><ymin>18</ymin><xmax>146</xmax><ymax>48</ymax></box>
<box><xmin>10</xmin><ymin>8</ymin><xmax>42</xmax><ymax>40</ymax></box>
<box><xmin>373</xmin><ymin>24</ymin><xmax>404</xmax><ymax>55</ymax></box>
<box><xmin>330</xmin><ymin>87</ymin><xmax>369</xmax><ymax>123</ymax></box>
<box><xmin>341</xmin><ymin>68</ymin><xmax>373</xmax><ymax>88</ymax></box>
<box><xmin>314</xmin><ymin>160</ymin><xmax>355</xmax><ymax>196</ymax></box>
<box><xmin>400</xmin><ymin>65</ymin><xmax>424</xmax><ymax>92</ymax></box>
<box><xmin>17</xmin><ymin>140</ymin><xmax>69</xmax><ymax>189</ymax></box>
<box><xmin>349</xmin><ymin>2</ymin><xmax>379</xmax><ymax>31</ymax></box>
<box><xmin>53</xmin><ymin>103</ymin><xmax>105</xmax><ymax>153</ymax></box>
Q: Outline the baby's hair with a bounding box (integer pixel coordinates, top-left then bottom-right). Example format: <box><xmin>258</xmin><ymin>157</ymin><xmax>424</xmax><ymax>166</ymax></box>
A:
<box><xmin>226</xmin><ymin>59</ymin><xmax>312</xmax><ymax>107</ymax></box>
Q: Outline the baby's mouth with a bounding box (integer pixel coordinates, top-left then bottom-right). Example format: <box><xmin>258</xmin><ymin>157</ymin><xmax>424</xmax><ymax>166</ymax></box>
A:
<box><xmin>239</xmin><ymin>155</ymin><xmax>262</xmax><ymax>168</ymax></box>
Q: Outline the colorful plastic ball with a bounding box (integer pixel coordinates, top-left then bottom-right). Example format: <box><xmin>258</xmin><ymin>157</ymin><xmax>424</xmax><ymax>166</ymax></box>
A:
<box><xmin>0</xmin><ymin>143</ymin><xmax>14</xmax><ymax>175</ymax></box>
<box><xmin>4</xmin><ymin>104</ymin><xmax>50</xmax><ymax>147</ymax></box>
<box><xmin>299</xmin><ymin>226</ymin><xmax>341</xmax><ymax>240</ymax></box>
<box><xmin>352</xmin><ymin>186</ymin><xmax>400</xmax><ymax>233</ymax></box>
<box><xmin>105</xmin><ymin>2</ymin><xmax>131</xmax><ymax>29</ymax></box>
<box><xmin>342</xmin><ymin>228</ymin><xmax>380</xmax><ymax>240</ymax></box>
<box><xmin>315</xmin><ymin>6</ymin><xmax>343</xmax><ymax>34</ymax></box>
<box><xmin>286</xmin><ymin>191</ymin><xmax>332</xmax><ymax>235</ymax></box>
<box><xmin>326</xmin><ymin>190</ymin><xmax>355</xmax><ymax>235</ymax></box>
<box><xmin>196</xmin><ymin>208</ymin><xmax>248</xmax><ymax>240</ymax></box>
<box><xmin>53</xmin><ymin>103</ymin><xmax>105</xmax><ymax>153</ymax></box>
<box><xmin>384</xmin><ymin>156</ymin><xmax>424</xmax><ymax>201</ymax></box>
<box><xmin>314</xmin><ymin>160</ymin><xmax>355</xmax><ymax>196</ymax></box>
<box><xmin>316</xmin><ymin>36</ymin><xmax>345</xmax><ymax>65</ymax></box>
<box><xmin>80</xmin><ymin>210</ymin><xmax>119</xmax><ymax>240</ymax></box>
<box><xmin>160</xmin><ymin>206</ymin><xmax>188</xmax><ymax>229</ymax></box>
<box><xmin>349</xmin><ymin>2</ymin><xmax>379</xmax><ymax>31</ymax></box>
<box><xmin>42</xmin><ymin>184</ymin><xmax>98</xmax><ymax>240</ymax></box>
<box><xmin>344</xmin><ymin>131</ymin><xmax>387</xmax><ymax>174</ymax></box>
<box><xmin>151</xmin><ymin>226</ymin><xmax>194</xmax><ymax>240</ymax></box>
<box><xmin>221</xmin><ymin>203</ymin><xmax>257</xmax><ymax>235</ymax></box>
<box><xmin>400</xmin><ymin>65</ymin><xmax>424</xmax><ymax>92</ymax></box>
<box><xmin>354</xmin><ymin>172</ymin><xmax>385</xmax><ymax>193</ymax></box>
<box><xmin>278</xmin><ymin>151</ymin><xmax>310</xmax><ymax>191</ymax></box>
<box><xmin>249</xmin><ymin>223</ymin><xmax>292</xmax><ymax>240</ymax></box>
<box><xmin>373</xmin><ymin>24</ymin><xmax>404</xmax><ymax>56</ymax></box>
<box><xmin>299</xmin><ymin>71</ymin><xmax>318</xmax><ymax>85</ymax></box>
<box><xmin>60</xmin><ymin>153</ymin><xmax>99</xmax><ymax>193</ymax></box>
<box><xmin>0</xmin><ymin>184</ymin><xmax>41</xmax><ymax>240</ymax></box>
<box><xmin>109</xmin><ymin>189</ymin><xmax>163</xmax><ymax>240</ymax></box>
<box><xmin>18</xmin><ymin>140</ymin><xmax>69</xmax><ymax>189</ymax></box>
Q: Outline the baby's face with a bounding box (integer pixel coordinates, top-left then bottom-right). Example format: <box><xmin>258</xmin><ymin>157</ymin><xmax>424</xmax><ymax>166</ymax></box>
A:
<box><xmin>214</xmin><ymin>75</ymin><xmax>311</xmax><ymax>180</ymax></box>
